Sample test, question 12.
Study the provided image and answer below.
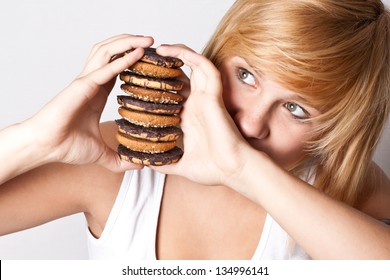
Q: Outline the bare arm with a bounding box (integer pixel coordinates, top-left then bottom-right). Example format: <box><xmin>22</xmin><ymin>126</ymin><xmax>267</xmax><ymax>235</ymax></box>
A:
<box><xmin>0</xmin><ymin>162</ymin><xmax>94</xmax><ymax>235</ymax></box>
<box><xmin>0</xmin><ymin>123</ymin><xmax>50</xmax><ymax>185</ymax></box>
<box><xmin>234</xmin><ymin>150</ymin><xmax>390</xmax><ymax>259</ymax></box>
<box><xmin>0</xmin><ymin>122</ymin><xmax>124</xmax><ymax>236</ymax></box>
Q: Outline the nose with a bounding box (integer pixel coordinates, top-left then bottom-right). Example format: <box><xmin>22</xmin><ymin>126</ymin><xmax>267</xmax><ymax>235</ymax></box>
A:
<box><xmin>233</xmin><ymin>109</ymin><xmax>270</xmax><ymax>140</ymax></box>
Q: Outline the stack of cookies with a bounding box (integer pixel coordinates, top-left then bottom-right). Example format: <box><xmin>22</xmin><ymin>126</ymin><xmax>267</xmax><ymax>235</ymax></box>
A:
<box><xmin>115</xmin><ymin>48</ymin><xmax>185</xmax><ymax>166</ymax></box>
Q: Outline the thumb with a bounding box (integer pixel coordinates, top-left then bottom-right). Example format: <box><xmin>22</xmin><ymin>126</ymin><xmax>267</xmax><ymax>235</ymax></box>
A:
<box><xmin>98</xmin><ymin>146</ymin><xmax>143</xmax><ymax>172</ymax></box>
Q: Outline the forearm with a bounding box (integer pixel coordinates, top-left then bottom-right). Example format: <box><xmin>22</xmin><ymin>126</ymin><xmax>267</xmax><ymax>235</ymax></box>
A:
<box><xmin>231</xmin><ymin>148</ymin><xmax>390</xmax><ymax>259</ymax></box>
<box><xmin>0</xmin><ymin>121</ymin><xmax>51</xmax><ymax>185</ymax></box>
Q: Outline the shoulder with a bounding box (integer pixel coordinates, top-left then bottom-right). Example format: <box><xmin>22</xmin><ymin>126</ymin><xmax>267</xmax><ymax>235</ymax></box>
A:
<box><xmin>360</xmin><ymin>162</ymin><xmax>390</xmax><ymax>224</ymax></box>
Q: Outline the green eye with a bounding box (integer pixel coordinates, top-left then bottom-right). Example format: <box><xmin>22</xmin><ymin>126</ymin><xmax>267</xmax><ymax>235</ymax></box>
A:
<box><xmin>238</xmin><ymin>68</ymin><xmax>256</xmax><ymax>86</ymax></box>
<box><xmin>285</xmin><ymin>102</ymin><xmax>309</xmax><ymax>119</ymax></box>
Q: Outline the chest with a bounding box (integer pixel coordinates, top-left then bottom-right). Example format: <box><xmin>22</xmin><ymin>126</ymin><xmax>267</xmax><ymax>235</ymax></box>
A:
<box><xmin>156</xmin><ymin>176</ymin><xmax>266</xmax><ymax>260</ymax></box>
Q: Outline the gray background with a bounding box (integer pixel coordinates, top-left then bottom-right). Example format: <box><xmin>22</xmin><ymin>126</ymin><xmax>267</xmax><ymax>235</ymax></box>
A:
<box><xmin>0</xmin><ymin>0</ymin><xmax>389</xmax><ymax>259</ymax></box>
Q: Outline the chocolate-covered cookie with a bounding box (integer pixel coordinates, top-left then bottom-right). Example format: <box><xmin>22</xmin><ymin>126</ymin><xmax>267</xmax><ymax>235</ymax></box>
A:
<box><xmin>120</xmin><ymin>84</ymin><xmax>183</xmax><ymax>104</ymax></box>
<box><xmin>128</xmin><ymin>61</ymin><xmax>183</xmax><ymax>79</ymax></box>
<box><xmin>118</xmin><ymin>107</ymin><xmax>181</xmax><ymax>128</ymax></box>
<box><xmin>118</xmin><ymin>144</ymin><xmax>183</xmax><ymax>166</ymax></box>
<box><xmin>120</xmin><ymin>71</ymin><xmax>184</xmax><ymax>91</ymax></box>
<box><xmin>140</xmin><ymin>47</ymin><xmax>184</xmax><ymax>68</ymax></box>
<box><xmin>117</xmin><ymin>95</ymin><xmax>182</xmax><ymax>115</ymax></box>
<box><xmin>116</xmin><ymin>119</ymin><xmax>182</xmax><ymax>142</ymax></box>
<box><xmin>116</xmin><ymin>132</ymin><xmax>177</xmax><ymax>154</ymax></box>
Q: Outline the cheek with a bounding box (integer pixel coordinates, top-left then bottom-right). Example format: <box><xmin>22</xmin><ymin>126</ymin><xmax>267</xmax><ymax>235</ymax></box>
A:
<box><xmin>221</xmin><ymin>90</ymin><xmax>233</xmax><ymax>113</ymax></box>
<box><xmin>221</xmin><ymin>81</ymin><xmax>247</xmax><ymax>118</ymax></box>
<box><xmin>223</xmin><ymin>94</ymin><xmax>242</xmax><ymax>118</ymax></box>
<box><xmin>220</xmin><ymin>65</ymin><xmax>243</xmax><ymax>115</ymax></box>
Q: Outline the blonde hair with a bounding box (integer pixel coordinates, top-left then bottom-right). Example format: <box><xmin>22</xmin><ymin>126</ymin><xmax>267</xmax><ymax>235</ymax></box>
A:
<box><xmin>203</xmin><ymin>0</ymin><xmax>390</xmax><ymax>207</ymax></box>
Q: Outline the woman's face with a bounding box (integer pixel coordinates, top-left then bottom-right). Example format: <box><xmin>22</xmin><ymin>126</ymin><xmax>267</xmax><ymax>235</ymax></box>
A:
<box><xmin>219</xmin><ymin>56</ymin><xmax>320</xmax><ymax>169</ymax></box>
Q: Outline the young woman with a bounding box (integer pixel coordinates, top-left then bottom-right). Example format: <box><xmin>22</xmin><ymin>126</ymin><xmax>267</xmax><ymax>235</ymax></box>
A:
<box><xmin>1</xmin><ymin>0</ymin><xmax>389</xmax><ymax>259</ymax></box>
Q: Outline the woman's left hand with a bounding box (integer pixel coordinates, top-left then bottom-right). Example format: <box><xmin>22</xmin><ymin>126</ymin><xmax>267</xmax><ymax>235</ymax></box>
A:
<box><xmin>28</xmin><ymin>34</ymin><xmax>154</xmax><ymax>172</ymax></box>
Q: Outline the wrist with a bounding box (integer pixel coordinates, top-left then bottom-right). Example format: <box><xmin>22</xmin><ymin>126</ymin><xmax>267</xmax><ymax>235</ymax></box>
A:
<box><xmin>0</xmin><ymin>120</ymin><xmax>54</xmax><ymax>182</ymax></box>
<box><xmin>226</xmin><ymin>145</ymin><xmax>282</xmax><ymax>205</ymax></box>
<box><xmin>24</xmin><ymin>120</ymin><xmax>55</xmax><ymax>165</ymax></box>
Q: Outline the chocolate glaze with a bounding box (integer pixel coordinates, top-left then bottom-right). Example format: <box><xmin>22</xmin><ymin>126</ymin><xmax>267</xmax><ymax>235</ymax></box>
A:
<box><xmin>120</xmin><ymin>83</ymin><xmax>183</xmax><ymax>104</ymax></box>
<box><xmin>141</xmin><ymin>48</ymin><xmax>184</xmax><ymax>68</ymax></box>
<box><xmin>117</xmin><ymin>95</ymin><xmax>182</xmax><ymax>115</ymax></box>
<box><xmin>120</xmin><ymin>71</ymin><xmax>184</xmax><ymax>90</ymax></box>
<box><xmin>118</xmin><ymin>144</ymin><xmax>183</xmax><ymax>166</ymax></box>
<box><xmin>115</xmin><ymin>119</ymin><xmax>182</xmax><ymax>140</ymax></box>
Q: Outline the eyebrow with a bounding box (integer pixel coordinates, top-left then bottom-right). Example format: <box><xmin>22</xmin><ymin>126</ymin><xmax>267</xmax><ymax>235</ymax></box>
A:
<box><xmin>291</xmin><ymin>94</ymin><xmax>311</xmax><ymax>105</ymax></box>
<box><xmin>290</xmin><ymin>94</ymin><xmax>322</xmax><ymax>115</ymax></box>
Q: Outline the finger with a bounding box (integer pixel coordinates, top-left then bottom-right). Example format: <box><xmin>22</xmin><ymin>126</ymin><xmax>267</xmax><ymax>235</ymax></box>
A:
<box><xmin>53</xmin><ymin>47</ymin><xmax>146</xmax><ymax>113</ymax></box>
<box><xmin>98</xmin><ymin>146</ymin><xmax>144</xmax><ymax>172</ymax></box>
<box><xmin>157</xmin><ymin>44</ymin><xmax>215</xmax><ymax>76</ymax></box>
<box><xmin>81</xmin><ymin>35</ymin><xmax>154</xmax><ymax>76</ymax></box>
<box><xmin>156</xmin><ymin>44</ymin><xmax>221</xmax><ymax>96</ymax></box>
<box><xmin>175</xmin><ymin>71</ymin><xmax>191</xmax><ymax>100</ymax></box>
<box><xmin>85</xmin><ymin>34</ymin><xmax>152</xmax><ymax>64</ymax></box>
<box><xmin>83</xmin><ymin>48</ymin><xmax>144</xmax><ymax>89</ymax></box>
<box><xmin>85</xmin><ymin>34</ymin><xmax>131</xmax><ymax>62</ymax></box>
<box><xmin>156</xmin><ymin>44</ymin><xmax>192</xmax><ymax>99</ymax></box>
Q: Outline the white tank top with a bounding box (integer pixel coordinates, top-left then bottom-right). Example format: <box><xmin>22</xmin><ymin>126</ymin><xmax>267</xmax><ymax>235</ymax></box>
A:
<box><xmin>87</xmin><ymin>168</ymin><xmax>311</xmax><ymax>260</ymax></box>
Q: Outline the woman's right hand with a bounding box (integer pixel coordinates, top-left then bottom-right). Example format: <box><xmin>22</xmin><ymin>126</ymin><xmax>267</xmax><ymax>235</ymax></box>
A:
<box><xmin>150</xmin><ymin>44</ymin><xmax>256</xmax><ymax>186</ymax></box>
<box><xmin>26</xmin><ymin>34</ymin><xmax>154</xmax><ymax>172</ymax></box>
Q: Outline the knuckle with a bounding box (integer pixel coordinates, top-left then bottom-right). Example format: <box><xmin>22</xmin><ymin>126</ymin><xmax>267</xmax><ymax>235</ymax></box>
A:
<box><xmin>96</xmin><ymin>44</ymin><xmax>113</xmax><ymax>61</ymax></box>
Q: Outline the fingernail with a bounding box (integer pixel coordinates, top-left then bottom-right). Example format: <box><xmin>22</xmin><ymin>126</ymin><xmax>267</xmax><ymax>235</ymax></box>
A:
<box><xmin>134</xmin><ymin>34</ymin><xmax>153</xmax><ymax>39</ymax></box>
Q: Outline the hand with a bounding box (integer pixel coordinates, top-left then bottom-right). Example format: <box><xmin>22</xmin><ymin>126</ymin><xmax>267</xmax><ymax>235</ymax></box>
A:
<box><xmin>151</xmin><ymin>45</ymin><xmax>252</xmax><ymax>186</ymax></box>
<box><xmin>28</xmin><ymin>34</ymin><xmax>154</xmax><ymax>172</ymax></box>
